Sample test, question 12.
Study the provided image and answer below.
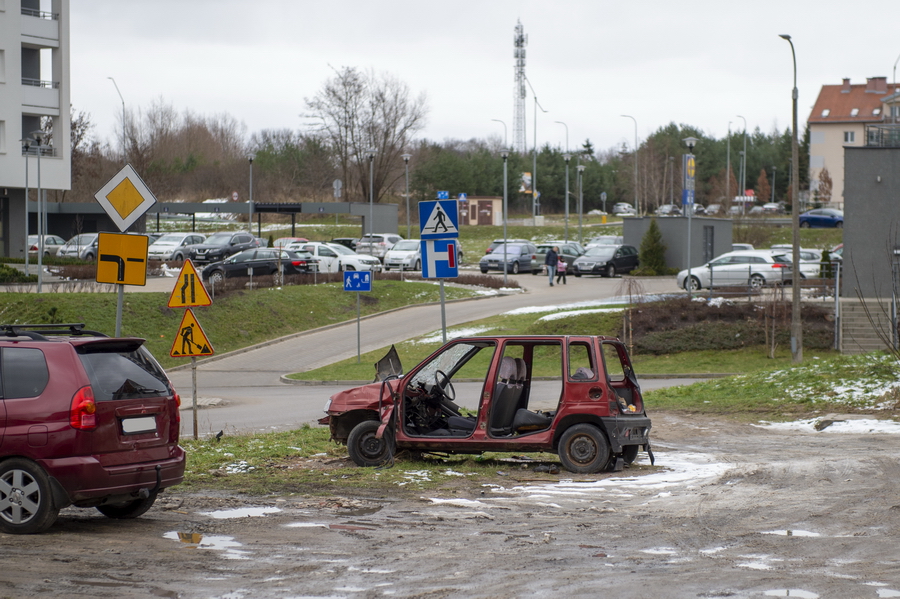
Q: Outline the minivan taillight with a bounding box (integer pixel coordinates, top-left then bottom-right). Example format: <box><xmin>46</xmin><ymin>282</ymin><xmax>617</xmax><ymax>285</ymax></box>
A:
<box><xmin>70</xmin><ymin>386</ymin><xmax>97</xmax><ymax>430</ymax></box>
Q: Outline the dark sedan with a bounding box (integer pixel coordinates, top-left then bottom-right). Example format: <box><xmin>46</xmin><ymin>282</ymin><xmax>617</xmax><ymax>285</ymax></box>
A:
<box><xmin>479</xmin><ymin>242</ymin><xmax>537</xmax><ymax>274</ymax></box>
<box><xmin>572</xmin><ymin>244</ymin><xmax>639</xmax><ymax>277</ymax></box>
<box><xmin>202</xmin><ymin>249</ymin><xmax>317</xmax><ymax>284</ymax></box>
<box><xmin>799</xmin><ymin>208</ymin><xmax>843</xmax><ymax>228</ymax></box>
<box><xmin>187</xmin><ymin>231</ymin><xmax>259</xmax><ymax>264</ymax></box>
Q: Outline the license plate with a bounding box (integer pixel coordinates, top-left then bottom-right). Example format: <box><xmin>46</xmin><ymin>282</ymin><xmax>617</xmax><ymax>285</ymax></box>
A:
<box><xmin>122</xmin><ymin>416</ymin><xmax>157</xmax><ymax>434</ymax></box>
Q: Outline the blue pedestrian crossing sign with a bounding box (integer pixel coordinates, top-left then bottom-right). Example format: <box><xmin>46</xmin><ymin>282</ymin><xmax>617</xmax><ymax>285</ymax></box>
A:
<box><xmin>419</xmin><ymin>200</ymin><xmax>459</xmax><ymax>239</ymax></box>
<box><xmin>421</xmin><ymin>239</ymin><xmax>458</xmax><ymax>279</ymax></box>
<box><xmin>343</xmin><ymin>271</ymin><xmax>372</xmax><ymax>292</ymax></box>
<box><xmin>437</xmin><ymin>191</ymin><xmax>449</xmax><ymax>199</ymax></box>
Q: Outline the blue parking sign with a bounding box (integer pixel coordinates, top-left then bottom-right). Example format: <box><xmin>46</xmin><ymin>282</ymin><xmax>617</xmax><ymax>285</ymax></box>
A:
<box><xmin>343</xmin><ymin>271</ymin><xmax>372</xmax><ymax>292</ymax></box>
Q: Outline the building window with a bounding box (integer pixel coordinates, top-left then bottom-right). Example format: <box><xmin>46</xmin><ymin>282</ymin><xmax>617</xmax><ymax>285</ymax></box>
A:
<box><xmin>874</xmin><ymin>108</ymin><xmax>882</xmax><ymax>115</ymax></box>
<box><xmin>821</xmin><ymin>109</ymin><xmax>830</xmax><ymax>117</ymax></box>
<box><xmin>844</xmin><ymin>131</ymin><xmax>855</xmax><ymax>143</ymax></box>
<box><xmin>850</xmin><ymin>108</ymin><xmax>859</xmax><ymax>117</ymax></box>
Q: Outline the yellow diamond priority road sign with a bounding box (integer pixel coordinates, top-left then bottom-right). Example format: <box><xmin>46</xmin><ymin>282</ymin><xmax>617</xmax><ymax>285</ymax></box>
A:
<box><xmin>94</xmin><ymin>164</ymin><xmax>158</xmax><ymax>232</ymax></box>
<box><xmin>96</xmin><ymin>232</ymin><xmax>149</xmax><ymax>286</ymax></box>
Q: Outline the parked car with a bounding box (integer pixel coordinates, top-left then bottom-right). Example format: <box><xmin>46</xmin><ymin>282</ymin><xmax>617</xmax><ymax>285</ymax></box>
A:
<box><xmin>485</xmin><ymin>238</ymin><xmax>531</xmax><ymax>254</ymax></box>
<box><xmin>532</xmin><ymin>242</ymin><xmax>584</xmax><ymax>275</ymax></box>
<box><xmin>656</xmin><ymin>204</ymin><xmax>682</xmax><ymax>217</ymax></box>
<box><xmin>57</xmin><ymin>233</ymin><xmax>100</xmax><ymax>261</ymax></box>
<box><xmin>201</xmin><ymin>248</ymin><xmax>317</xmax><ymax>284</ymax></box>
<box><xmin>732</xmin><ymin>243</ymin><xmax>755</xmax><ymax>252</ymax></box>
<box><xmin>383</xmin><ymin>239</ymin><xmax>422</xmax><ymax>271</ymax></box>
<box><xmin>799</xmin><ymin>208</ymin><xmax>843</xmax><ymax>228</ymax></box>
<box><xmin>586</xmin><ymin>235</ymin><xmax>624</xmax><ymax>247</ymax></box>
<box><xmin>676</xmin><ymin>250</ymin><xmax>793</xmax><ymax>291</ymax></box>
<box><xmin>705</xmin><ymin>204</ymin><xmax>723</xmax><ymax>215</ymax></box>
<box><xmin>27</xmin><ymin>234</ymin><xmax>67</xmax><ymax>257</ymax></box>
<box><xmin>479</xmin><ymin>242</ymin><xmax>537</xmax><ymax>274</ymax></box>
<box><xmin>356</xmin><ymin>234</ymin><xmax>403</xmax><ymax>260</ymax></box>
<box><xmin>147</xmin><ymin>232</ymin><xmax>207</xmax><ymax>262</ymax></box>
<box><xmin>689</xmin><ymin>204</ymin><xmax>706</xmax><ymax>215</ymax></box>
<box><xmin>273</xmin><ymin>237</ymin><xmax>309</xmax><ymax>249</ymax></box>
<box><xmin>290</xmin><ymin>242</ymin><xmax>382</xmax><ymax>273</ymax></box>
<box><xmin>330</xmin><ymin>237</ymin><xmax>358</xmax><ymax>251</ymax></box>
<box><xmin>321</xmin><ymin>337</ymin><xmax>652</xmax><ymax>474</ymax></box>
<box><xmin>573</xmin><ymin>244</ymin><xmax>639</xmax><ymax>278</ymax></box>
<box><xmin>748</xmin><ymin>205</ymin><xmax>765</xmax><ymax>215</ymax></box>
<box><xmin>186</xmin><ymin>231</ymin><xmax>258</xmax><ymax>264</ymax></box>
<box><xmin>727</xmin><ymin>206</ymin><xmax>743</xmax><ymax>216</ymax></box>
<box><xmin>762</xmin><ymin>202</ymin><xmax>786</xmax><ymax>214</ymax></box>
<box><xmin>0</xmin><ymin>322</ymin><xmax>184</xmax><ymax>533</ymax></box>
<box><xmin>612</xmin><ymin>202</ymin><xmax>637</xmax><ymax>216</ymax></box>
<box><xmin>766</xmin><ymin>246</ymin><xmax>824</xmax><ymax>278</ymax></box>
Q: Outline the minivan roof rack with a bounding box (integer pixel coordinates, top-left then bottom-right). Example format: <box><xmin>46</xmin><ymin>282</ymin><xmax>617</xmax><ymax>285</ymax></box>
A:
<box><xmin>0</xmin><ymin>323</ymin><xmax>108</xmax><ymax>339</ymax></box>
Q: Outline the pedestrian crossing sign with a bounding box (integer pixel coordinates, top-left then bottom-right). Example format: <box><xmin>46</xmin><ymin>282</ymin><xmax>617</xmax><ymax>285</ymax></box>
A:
<box><xmin>170</xmin><ymin>308</ymin><xmax>215</xmax><ymax>358</ymax></box>
<box><xmin>418</xmin><ymin>200</ymin><xmax>459</xmax><ymax>239</ymax></box>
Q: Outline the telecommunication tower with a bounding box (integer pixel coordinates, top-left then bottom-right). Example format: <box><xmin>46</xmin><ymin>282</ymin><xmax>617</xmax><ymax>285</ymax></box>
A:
<box><xmin>513</xmin><ymin>20</ymin><xmax>527</xmax><ymax>154</ymax></box>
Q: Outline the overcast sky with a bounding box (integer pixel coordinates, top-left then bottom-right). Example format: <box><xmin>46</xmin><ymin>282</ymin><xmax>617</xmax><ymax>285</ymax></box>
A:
<box><xmin>70</xmin><ymin>0</ymin><xmax>900</xmax><ymax>155</ymax></box>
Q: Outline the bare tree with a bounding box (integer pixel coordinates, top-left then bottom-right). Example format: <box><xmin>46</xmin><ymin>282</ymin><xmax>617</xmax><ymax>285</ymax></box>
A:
<box><xmin>817</xmin><ymin>167</ymin><xmax>833</xmax><ymax>205</ymax></box>
<box><xmin>305</xmin><ymin>66</ymin><xmax>428</xmax><ymax>203</ymax></box>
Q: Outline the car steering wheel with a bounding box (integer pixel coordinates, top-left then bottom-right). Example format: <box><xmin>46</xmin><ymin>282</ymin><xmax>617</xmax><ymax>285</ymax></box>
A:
<box><xmin>434</xmin><ymin>370</ymin><xmax>456</xmax><ymax>401</ymax></box>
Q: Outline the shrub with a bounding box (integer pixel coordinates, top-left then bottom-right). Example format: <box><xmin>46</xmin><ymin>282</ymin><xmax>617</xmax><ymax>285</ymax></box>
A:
<box><xmin>0</xmin><ymin>264</ymin><xmax>38</xmax><ymax>284</ymax></box>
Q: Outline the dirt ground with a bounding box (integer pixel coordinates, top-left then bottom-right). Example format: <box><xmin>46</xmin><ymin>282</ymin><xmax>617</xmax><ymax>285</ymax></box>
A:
<box><xmin>2</xmin><ymin>412</ymin><xmax>900</xmax><ymax>599</ymax></box>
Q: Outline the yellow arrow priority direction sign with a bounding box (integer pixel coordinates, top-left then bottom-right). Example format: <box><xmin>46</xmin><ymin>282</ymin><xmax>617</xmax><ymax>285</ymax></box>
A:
<box><xmin>170</xmin><ymin>308</ymin><xmax>214</xmax><ymax>358</ymax></box>
<box><xmin>96</xmin><ymin>232</ymin><xmax>149</xmax><ymax>286</ymax></box>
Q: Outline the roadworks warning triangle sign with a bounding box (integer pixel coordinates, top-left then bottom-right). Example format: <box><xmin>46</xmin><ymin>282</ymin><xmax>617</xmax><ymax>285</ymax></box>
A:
<box><xmin>167</xmin><ymin>260</ymin><xmax>212</xmax><ymax>308</ymax></box>
<box><xmin>421</xmin><ymin>201</ymin><xmax>458</xmax><ymax>236</ymax></box>
<box><xmin>170</xmin><ymin>308</ymin><xmax>215</xmax><ymax>358</ymax></box>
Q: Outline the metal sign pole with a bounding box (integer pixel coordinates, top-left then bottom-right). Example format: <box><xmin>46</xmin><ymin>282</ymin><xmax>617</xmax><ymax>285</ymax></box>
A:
<box><xmin>115</xmin><ymin>284</ymin><xmax>124</xmax><ymax>336</ymax></box>
<box><xmin>357</xmin><ymin>291</ymin><xmax>361</xmax><ymax>363</ymax></box>
<box><xmin>440</xmin><ymin>279</ymin><xmax>447</xmax><ymax>343</ymax></box>
<box><xmin>192</xmin><ymin>356</ymin><xmax>198</xmax><ymax>440</ymax></box>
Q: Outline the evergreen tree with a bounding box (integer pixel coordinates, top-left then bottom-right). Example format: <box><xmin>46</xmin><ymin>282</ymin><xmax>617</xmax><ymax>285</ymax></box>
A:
<box><xmin>638</xmin><ymin>218</ymin><xmax>668</xmax><ymax>275</ymax></box>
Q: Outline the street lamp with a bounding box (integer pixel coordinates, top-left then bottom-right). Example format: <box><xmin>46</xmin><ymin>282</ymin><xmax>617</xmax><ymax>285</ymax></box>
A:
<box><xmin>31</xmin><ymin>130</ymin><xmax>44</xmax><ymax>293</ymax></box>
<box><xmin>621</xmin><ymin>115</ymin><xmax>639</xmax><ymax>215</ymax></box>
<box><xmin>402</xmin><ymin>154</ymin><xmax>412</xmax><ymax>239</ymax></box>
<box><xmin>736</xmin><ymin>115</ymin><xmax>748</xmax><ymax>203</ymax></box>
<box><xmin>771</xmin><ymin>166</ymin><xmax>777</xmax><ymax>203</ymax></box>
<box><xmin>248</xmin><ymin>154</ymin><xmax>255</xmax><ymax>236</ymax></box>
<box><xmin>366</xmin><ymin>149</ymin><xmax>376</xmax><ymax>236</ymax></box>
<box><xmin>491</xmin><ymin>119</ymin><xmax>508</xmax><ymax>149</ymax></box>
<box><xmin>563</xmin><ymin>154</ymin><xmax>571</xmax><ymax>242</ymax></box>
<box><xmin>20</xmin><ymin>139</ymin><xmax>31</xmax><ymax>275</ymax></box>
<box><xmin>107</xmin><ymin>77</ymin><xmax>126</xmax><ymax>165</ymax></box>
<box><xmin>780</xmin><ymin>33</ymin><xmax>803</xmax><ymax>363</ymax></box>
<box><xmin>501</xmin><ymin>150</ymin><xmax>509</xmax><ymax>286</ymax></box>
<box><xmin>683</xmin><ymin>137</ymin><xmax>699</xmax><ymax>299</ymax></box>
<box><xmin>525</xmin><ymin>78</ymin><xmax>547</xmax><ymax>220</ymax></box>
<box><xmin>726</xmin><ymin>122</ymin><xmax>732</xmax><ymax>206</ymax></box>
<box><xmin>576</xmin><ymin>164</ymin><xmax>585</xmax><ymax>245</ymax></box>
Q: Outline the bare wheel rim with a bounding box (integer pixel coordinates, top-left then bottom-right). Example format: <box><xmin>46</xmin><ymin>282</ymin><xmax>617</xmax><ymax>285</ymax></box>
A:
<box><xmin>568</xmin><ymin>434</ymin><xmax>600</xmax><ymax>465</ymax></box>
<box><xmin>0</xmin><ymin>468</ymin><xmax>41</xmax><ymax>525</ymax></box>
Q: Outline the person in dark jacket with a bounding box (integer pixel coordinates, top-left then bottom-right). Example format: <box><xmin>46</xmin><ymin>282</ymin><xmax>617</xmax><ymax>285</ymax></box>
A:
<box><xmin>544</xmin><ymin>247</ymin><xmax>559</xmax><ymax>286</ymax></box>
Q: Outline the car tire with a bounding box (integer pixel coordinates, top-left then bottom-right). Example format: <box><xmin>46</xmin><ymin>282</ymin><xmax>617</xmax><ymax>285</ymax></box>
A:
<box><xmin>558</xmin><ymin>424</ymin><xmax>611</xmax><ymax>474</ymax></box>
<box><xmin>685</xmin><ymin>275</ymin><xmax>701</xmax><ymax>291</ymax></box>
<box><xmin>173</xmin><ymin>253</ymin><xmax>184</xmax><ymax>263</ymax></box>
<box><xmin>209</xmin><ymin>270</ymin><xmax>225</xmax><ymax>285</ymax></box>
<box><xmin>749</xmin><ymin>274</ymin><xmax>765</xmax><ymax>289</ymax></box>
<box><xmin>96</xmin><ymin>491</ymin><xmax>158</xmax><ymax>519</ymax></box>
<box><xmin>836</xmin><ymin>222</ymin><xmax>843</xmax><ymax>229</ymax></box>
<box><xmin>347</xmin><ymin>420</ymin><xmax>394</xmax><ymax>468</ymax></box>
<box><xmin>84</xmin><ymin>253</ymin><xmax>95</xmax><ymax>261</ymax></box>
<box><xmin>606</xmin><ymin>264</ymin><xmax>616</xmax><ymax>278</ymax></box>
<box><xmin>574</xmin><ymin>272</ymin><xmax>582</xmax><ymax>278</ymax></box>
<box><xmin>800</xmin><ymin>221</ymin><xmax>810</xmax><ymax>228</ymax></box>
<box><xmin>414</xmin><ymin>259</ymin><xmax>421</xmax><ymax>270</ymax></box>
<box><xmin>0</xmin><ymin>458</ymin><xmax>60</xmax><ymax>534</ymax></box>
<box><xmin>384</xmin><ymin>266</ymin><xmax>390</xmax><ymax>271</ymax></box>
<box><xmin>621</xmin><ymin>445</ymin><xmax>640</xmax><ymax>466</ymax></box>
<box><xmin>480</xmin><ymin>268</ymin><xmax>489</xmax><ymax>274</ymax></box>
<box><xmin>511</xmin><ymin>262</ymin><xmax>519</xmax><ymax>275</ymax></box>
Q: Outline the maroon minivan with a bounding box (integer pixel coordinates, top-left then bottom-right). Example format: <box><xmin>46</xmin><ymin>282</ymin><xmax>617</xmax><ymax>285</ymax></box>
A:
<box><xmin>0</xmin><ymin>323</ymin><xmax>185</xmax><ymax>534</ymax></box>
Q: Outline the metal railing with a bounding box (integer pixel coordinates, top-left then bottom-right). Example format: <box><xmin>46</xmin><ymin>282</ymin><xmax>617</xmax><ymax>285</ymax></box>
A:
<box><xmin>21</xmin><ymin>8</ymin><xmax>58</xmax><ymax>19</ymax></box>
<box><xmin>21</xmin><ymin>145</ymin><xmax>57</xmax><ymax>157</ymax></box>
<box><xmin>21</xmin><ymin>78</ymin><xmax>59</xmax><ymax>89</ymax></box>
<box><xmin>865</xmin><ymin>124</ymin><xmax>900</xmax><ymax>148</ymax></box>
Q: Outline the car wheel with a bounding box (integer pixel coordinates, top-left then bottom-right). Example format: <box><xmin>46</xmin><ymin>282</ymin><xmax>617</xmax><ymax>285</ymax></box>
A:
<box><xmin>480</xmin><ymin>268</ymin><xmax>489</xmax><ymax>274</ymax></box>
<box><xmin>685</xmin><ymin>275</ymin><xmax>701</xmax><ymax>292</ymax></box>
<box><xmin>558</xmin><ymin>424</ymin><xmax>611</xmax><ymax>474</ymax></box>
<box><xmin>0</xmin><ymin>458</ymin><xmax>60</xmax><ymax>534</ymax></box>
<box><xmin>800</xmin><ymin>221</ymin><xmax>811</xmax><ymax>228</ymax></box>
<box><xmin>511</xmin><ymin>261</ymin><xmax>519</xmax><ymax>275</ymax></box>
<box><xmin>836</xmin><ymin>221</ymin><xmax>843</xmax><ymax>229</ymax></box>
<box><xmin>84</xmin><ymin>253</ymin><xmax>95</xmax><ymax>261</ymax></box>
<box><xmin>96</xmin><ymin>491</ymin><xmax>158</xmax><ymax>519</ymax></box>
<box><xmin>347</xmin><ymin>420</ymin><xmax>394</xmax><ymax>468</ymax></box>
<box><xmin>384</xmin><ymin>266</ymin><xmax>390</xmax><ymax>271</ymax></box>
<box><xmin>749</xmin><ymin>273</ymin><xmax>765</xmax><ymax>289</ymax></box>
<box><xmin>606</xmin><ymin>264</ymin><xmax>616</xmax><ymax>278</ymax></box>
<box><xmin>574</xmin><ymin>272</ymin><xmax>582</xmax><ymax>278</ymax></box>
<box><xmin>173</xmin><ymin>253</ymin><xmax>184</xmax><ymax>264</ymax></box>
<box><xmin>209</xmin><ymin>270</ymin><xmax>225</xmax><ymax>285</ymax></box>
<box><xmin>621</xmin><ymin>445</ymin><xmax>640</xmax><ymax>466</ymax></box>
<box><xmin>532</xmin><ymin>266</ymin><xmax>540</xmax><ymax>276</ymax></box>
<box><xmin>415</xmin><ymin>259</ymin><xmax>421</xmax><ymax>270</ymax></box>
<box><xmin>345</xmin><ymin>264</ymin><xmax>356</xmax><ymax>271</ymax></box>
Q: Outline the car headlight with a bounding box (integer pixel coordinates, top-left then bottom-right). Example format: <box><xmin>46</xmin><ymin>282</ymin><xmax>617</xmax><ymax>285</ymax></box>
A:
<box><xmin>323</xmin><ymin>398</ymin><xmax>332</xmax><ymax>413</ymax></box>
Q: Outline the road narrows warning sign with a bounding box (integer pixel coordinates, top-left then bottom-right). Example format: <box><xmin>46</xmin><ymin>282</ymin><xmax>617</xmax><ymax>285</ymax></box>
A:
<box><xmin>167</xmin><ymin>260</ymin><xmax>212</xmax><ymax>308</ymax></box>
<box><xmin>170</xmin><ymin>308</ymin><xmax>214</xmax><ymax>358</ymax></box>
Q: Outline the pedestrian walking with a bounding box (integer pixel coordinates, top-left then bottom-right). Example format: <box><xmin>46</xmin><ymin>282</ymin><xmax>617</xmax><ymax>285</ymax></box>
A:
<box><xmin>545</xmin><ymin>246</ymin><xmax>559</xmax><ymax>286</ymax></box>
<box><xmin>556</xmin><ymin>257</ymin><xmax>567</xmax><ymax>285</ymax></box>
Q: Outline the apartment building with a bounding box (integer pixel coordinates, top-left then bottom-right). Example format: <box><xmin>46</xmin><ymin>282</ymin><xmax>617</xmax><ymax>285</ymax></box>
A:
<box><xmin>807</xmin><ymin>76</ymin><xmax>893</xmax><ymax>208</ymax></box>
<box><xmin>0</xmin><ymin>0</ymin><xmax>70</xmax><ymax>258</ymax></box>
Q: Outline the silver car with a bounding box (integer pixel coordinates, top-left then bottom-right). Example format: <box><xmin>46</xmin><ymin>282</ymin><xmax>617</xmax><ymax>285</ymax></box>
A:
<box><xmin>147</xmin><ymin>232</ymin><xmax>207</xmax><ymax>262</ymax></box>
<box><xmin>677</xmin><ymin>250</ymin><xmax>793</xmax><ymax>291</ymax></box>
<box><xmin>57</xmin><ymin>233</ymin><xmax>100</xmax><ymax>261</ymax></box>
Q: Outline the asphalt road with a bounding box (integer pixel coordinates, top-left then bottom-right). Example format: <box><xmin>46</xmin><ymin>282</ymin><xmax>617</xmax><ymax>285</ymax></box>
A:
<box><xmin>165</xmin><ymin>271</ymin><xmax>685</xmax><ymax>437</ymax></box>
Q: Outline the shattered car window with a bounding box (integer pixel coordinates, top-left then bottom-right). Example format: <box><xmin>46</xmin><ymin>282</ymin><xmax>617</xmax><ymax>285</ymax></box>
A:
<box><xmin>409</xmin><ymin>343</ymin><xmax>481</xmax><ymax>387</ymax></box>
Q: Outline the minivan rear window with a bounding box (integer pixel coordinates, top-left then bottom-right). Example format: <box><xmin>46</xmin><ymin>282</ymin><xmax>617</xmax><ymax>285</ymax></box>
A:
<box><xmin>78</xmin><ymin>346</ymin><xmax>172</xmax><ymax>401</ymax></box>
<box><xmin>2</xmin><ymin>347</ymin><xmax>49</xmax><ymax>399</ymax></box>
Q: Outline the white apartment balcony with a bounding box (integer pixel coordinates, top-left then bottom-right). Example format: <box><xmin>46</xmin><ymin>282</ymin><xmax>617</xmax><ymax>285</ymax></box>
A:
<box><xmin>21</xmin><ymin>8</ymin><xmax>60</xmax><ymax>48</ymax></box>
<box><xmin>21</xmin><ymin>79</ymin><xmax>60</xmax><ymax>114</ymax></box>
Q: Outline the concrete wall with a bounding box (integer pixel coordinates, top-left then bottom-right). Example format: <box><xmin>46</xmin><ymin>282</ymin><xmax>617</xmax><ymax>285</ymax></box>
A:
<box><xmin>623</xmin><ymin>216</ymin><xmax>733</xmax><ymax>270</ymax></box>
<box><xmin>843</xmin><ymin>146</ymin><xmax>900</xmax><ymax>299</ymax></box>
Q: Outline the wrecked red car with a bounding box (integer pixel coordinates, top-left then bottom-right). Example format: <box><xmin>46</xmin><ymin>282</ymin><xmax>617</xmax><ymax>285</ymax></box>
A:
<box><xmin>321</xmin><ymin>336</ymin><xmax>653</xmax><ymax>474</ymax></box>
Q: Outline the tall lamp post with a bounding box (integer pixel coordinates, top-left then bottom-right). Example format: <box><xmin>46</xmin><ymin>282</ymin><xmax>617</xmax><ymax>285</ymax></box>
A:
<box><xmin>683</xmin><ymin>137</ymin><xmax>699</xmax><ymax>298</ymax></box>
<box><xmin>525</xmin><ymin>78</ymin><xmax>547</xmax><ymax>220</ymax></box>
<box><xmin>248</xmin><ymin>154</ymin><xmax>255</xmax><ymax>236</ymax></box>
<box><xmin>771</xmin><ymin>167</ymin><xmax>777</xmax><ymax>203</ymax></box>
<box><xmin>367</xmin><ymin>149</ymin><xmax>376</xmax><ymax>236</ymax></box>
<box><xmin>576</xmin><ymin>164</ymin><xmax>585</xmax><ymax>245</ymax></box>
<box><xmin>556</xmin><ymin>121</ymin><xmax>570</xmax><ymax>241</ymax></box>
<box><xmin>21</xmin><ymin>139</ymin><xmax>31</xmax><ymax>275</ymax></box>
<box><xmin>491</xmin><ymin>119</ymin><xmax>508</xmax><ymax>148</ymax></box>
<box><xmin>107</xmin><ymin>77</ymin><xmax>126</xmax><ymax>165</ymax></box>
<box><xmin>501</xmin><ymin>150</ymin><xmax>509</xmax><ymax>286</ymax></box>
<box><xmin>780</xmin><ymin>33</ymin><xmax>803</xmax><ymax>363</ymax></box>
<box><xmin>726</xmin><ymin>122</ymin><xmax>732</xmax><ymax>206</ymax></box>
<box><xmin>736</xmin><ymin>115</ymin><xmax>748</xmax><ymax>203</ymax></box>
<box><xmin>31</xmin><ymin>131</ymin><xmax>44</xmax><ymax>293</ymax></box>
<box><xmin>402</xmin><ymin>154</ymin><xmax>412</xmax><ymax>239</ymax></box>
<box><xmin>621</xmin><ymin>115</ymin><xmax>639</xmax><ymax>215</ymax></box>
